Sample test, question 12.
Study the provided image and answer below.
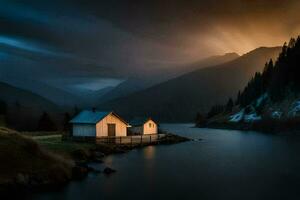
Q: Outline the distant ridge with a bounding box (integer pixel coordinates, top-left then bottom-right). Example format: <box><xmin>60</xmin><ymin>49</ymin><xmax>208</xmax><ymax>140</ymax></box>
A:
<box><xmin>0</xmin><ymin>81</ymin><xmax>58</xmax><ymax>110</ymax></box>
<box><xmin>99</xmin><ymin>46</ymin><xmax>281</xmax><ymax>122</ymax></box>
<box><xmin>99</xmin><ymin>52</ymin><xmax>240</xmax><ymax>103</ymax></box>
<box><xmin>0</xmin><ymin>78</ymin><xmax>84</xmax><ymax>107</ymax></box>
<box><xmin>0</xmin><ymin>82</ymin><xmax>60</xmax><ymax>130</ymax></box>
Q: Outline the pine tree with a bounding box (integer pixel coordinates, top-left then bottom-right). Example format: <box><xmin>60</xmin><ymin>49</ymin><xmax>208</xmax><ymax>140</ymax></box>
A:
<box><xmin>37</xmin><ymin>112</ymin><xmax>57</xmax><ymax>131</ymax></box>
<box><xmin>0</xmin><ymin>100</ymin><xmax>7</xmax><ymax>126</ymax></box>
<box><xmin>0</xmin><ymin>100</ymin><xmax>7</xmax><ymax>115</ymax></box>
<box><xmin>262</xmin><ymin>59</ymin><xmax>274</xmax><ymax>91</ymax></box>
<box><xmin>236</xmin><ymin>36</ymin><xmax>300</xmax><ymax>106</ymax></box>
<box><xmin>15</xmin><ymin>101</ymin><xmax>21</xmax><ymax>111</ymax></box>
<box><xmin>225</xmin><ymin>98</ymin><xmax>234</xmax><ymax>112</ymax></box>
<box><xmin>235</xmin><ymin>91</ymin><xmax>241</xmax><ymax>105</ymax></box>
<box><xmin>195</xmin><ymin>112</ymin><xmax>207</xmax><ymax>127</ymax></box>
<box><xmin>207</xmin><ymin>105</ymin><xmax>224</xmax><ymax>119</ymax></box>
<box><xmin>63</xmin><ymin>112</ymin><xmax>71</xmax><ymax>131</ymax></box>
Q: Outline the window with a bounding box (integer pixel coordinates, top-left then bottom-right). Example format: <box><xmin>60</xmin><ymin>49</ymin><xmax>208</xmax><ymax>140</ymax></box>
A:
<box><xmin>149</xmin><ymin>123</ymin><xmax>151</xmax><ymax>128</ymax></box>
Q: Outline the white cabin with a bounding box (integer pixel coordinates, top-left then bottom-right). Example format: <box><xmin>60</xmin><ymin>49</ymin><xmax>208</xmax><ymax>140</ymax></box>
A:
<box><xmin>129</xmin><ymin>118</ymin><xmax>158</xmax><ymax>135</ymax></box>
<box><xmin>70</xmin><ymin>110</ymin><xmax>129</xmax><ymax>137</ymax></box>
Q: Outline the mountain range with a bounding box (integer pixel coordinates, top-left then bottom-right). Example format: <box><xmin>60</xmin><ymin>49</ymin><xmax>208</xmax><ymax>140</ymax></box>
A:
<box><xmin>96</xmin><ymin>52</ymin><xmax>239</xmax><ymax>104</ymax></box>
<box><xmin>98</xmin><ymin>47</ymin><xmax>281</xmax><ymax>122</ymax></box>
<box><xmin>0</xmin><ymin>52</ymin><xmax>239</xmax><ymax>107</ymax></box>
<box><xmin>0</xmin><ymin>81</ymin><xmax>61</xmax><ymax>130</ymax></box>
<box><xmin>0</xmin><ymin>46</ymin><xmax>282</xmax><ymax>129</ymax></box>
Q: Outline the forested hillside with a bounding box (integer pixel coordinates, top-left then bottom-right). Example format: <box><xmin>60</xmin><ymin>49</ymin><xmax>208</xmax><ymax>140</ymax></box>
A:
<box><xmin>0</xmin><ymin>82</ymin><xmax>69</xmax><ymax>131</ymax></box>
<box><xmin>202</xmin><ymin>36</ymin><xmax>300</xmax><ymax>133</ymax></box>
<box><xmin>99</xmin><ymin>47</ymin><xmax>280</xmax><ymax>122</ymax></box>
<box><xmin>236</xmin><ymin>37</ymin><xmax>300</xmax><ymax>106</ymax></box>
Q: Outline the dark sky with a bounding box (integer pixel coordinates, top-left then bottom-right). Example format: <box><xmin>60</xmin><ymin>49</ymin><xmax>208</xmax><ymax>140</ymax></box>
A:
<box><xmin>1</xmin><ymin>0</ymin><xmax>300</xmax><ymax>91</ymax></box>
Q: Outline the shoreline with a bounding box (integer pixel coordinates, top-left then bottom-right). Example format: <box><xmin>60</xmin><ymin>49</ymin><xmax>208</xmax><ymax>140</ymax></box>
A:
<box><xmin>0</xmin><ymin>130</ymin><xmax>189</xmax><ymax>194</ymax></box>
<box><xmin>200</xmin><ymin>121</ymin><xmax>300</xmax><ymax>135</ymax></box>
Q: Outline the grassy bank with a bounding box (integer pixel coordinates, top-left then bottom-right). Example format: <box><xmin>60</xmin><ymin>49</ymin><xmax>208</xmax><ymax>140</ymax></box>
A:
<box><xmin>0</xmin><ymin>128</ymin><xmax>73</xmax><ymax>192</ymax></box>
<box><xmin>0</xmin><ymin>128</ymin><xmax>189</xmax><ymax>193</ymax></box>
<box><xmin>34</xmin><ymin>135</ymin><xmax>96</xmax><ymax>160</ymax></box>
<box><xmin>34</xmin><ymin>133</ymin><xmax>190</xmax><ymax>159</ymax></box>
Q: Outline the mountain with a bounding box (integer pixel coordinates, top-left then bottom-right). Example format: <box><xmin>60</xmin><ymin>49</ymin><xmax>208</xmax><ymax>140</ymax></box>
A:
<box><xmin>231</xmin><ymin>37</ymin><xmax>300</xmax><ymax>121</ymax></box>
<box><xmin>0</xmin><ymin>82</ymin><xmax>58</xmax><ymax>110</ymax></box>
<box><xmin>167</xmin><ymin>52</ymin><xmax>240</xmax><ymax>76</ymax></box>
<box><xmin>0</xmin><ymin>82</ymin><xmax>61</xmax><ymax>130</ymax></box>
<box><xmin>203</xmin><ymin>37</ymin><xmax>300</xmax><ymax>133</ymax></box>
<box><xmin>82</xmin><ymin>86</ymin><xmax>115</xmax><ymax>106</ymax></box>
<box><xmin>99</xmin><ymin>53</ymin><xmax>239</xmax><ymax>103</ymax></box>
<box><xmin>0</xmin><ymin>47</ymin><xmax>239</xmax><ymax>107</ymax></box>
<box><xmin>98</xmin><ymin>78</ymin><xmax>154</xmax><ymax>103</ymax></box>
<box><xmin>99</xmin><ymin>47</ymin><xmax>281</xmax><ymax>122</ymax></box>
<box><xmin>0</xmin><ymin>77</ymin><xmax>85</xmax><ymax>107</ymax></box>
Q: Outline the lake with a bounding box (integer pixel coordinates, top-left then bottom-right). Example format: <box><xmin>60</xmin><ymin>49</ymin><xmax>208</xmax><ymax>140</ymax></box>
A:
<box><xmin>31</xmin><ymin>124</ymin><xmax>300</xmax><ymax>200</ymax></box>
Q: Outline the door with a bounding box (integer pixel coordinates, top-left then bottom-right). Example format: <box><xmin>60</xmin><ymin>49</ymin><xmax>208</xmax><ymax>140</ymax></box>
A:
<box><xmin>107</xmin><ymin>124</ymin><xmax>116</xmax><ymax>137</ymax></box>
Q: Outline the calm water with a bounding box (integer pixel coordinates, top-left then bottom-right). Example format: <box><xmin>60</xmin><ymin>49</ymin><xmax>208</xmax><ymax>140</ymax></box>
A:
<box><xmin>31</xmin><ymin>124</ymin><xmax>300</xmax><ymax>200</ymax></box>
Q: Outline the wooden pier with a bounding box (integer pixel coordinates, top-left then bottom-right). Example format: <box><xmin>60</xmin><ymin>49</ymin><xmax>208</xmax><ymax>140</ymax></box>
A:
<box><xmin>68</xmin><ymin>134</ymin><xmax>166</xmax><ymax>145</ymax></box>
<box><xmin>95</xmin><ymin>134</ymin><xmax>166</xmax><ymax>145</ymax></box>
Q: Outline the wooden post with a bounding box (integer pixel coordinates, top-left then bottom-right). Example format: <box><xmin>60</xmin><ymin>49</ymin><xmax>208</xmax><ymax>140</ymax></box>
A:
<box><xmin>150</xmin><ymin>135</ymin><xmax>151</xmax><ymax>143</ymax></box>
<box><xmin>120</xmin><ymin>137</ymin><xmax>122</xmax><ymax>144</ymax></box>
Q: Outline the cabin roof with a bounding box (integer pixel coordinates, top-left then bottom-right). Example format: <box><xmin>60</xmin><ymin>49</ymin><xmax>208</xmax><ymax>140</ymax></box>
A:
<box><xmin>129</xmin><ymin>117</ymin><xmax>155</xmax><ymax>126</ymax></box>
<box><xmin>70</xmin><ymin>110</ymin><xmax>128</xmax><ymax>125</ymax></box>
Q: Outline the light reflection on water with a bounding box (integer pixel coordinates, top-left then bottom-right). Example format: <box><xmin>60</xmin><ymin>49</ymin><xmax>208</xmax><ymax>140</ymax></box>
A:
<box><xmin>30</xmin><ymin>124</ymin><xmax>300</xmax><ymax>200</ymax></box>
<box><xmin>143</xmin><ymin>146</ymin><xmax>156</xmax><ymax>160</ymax></box>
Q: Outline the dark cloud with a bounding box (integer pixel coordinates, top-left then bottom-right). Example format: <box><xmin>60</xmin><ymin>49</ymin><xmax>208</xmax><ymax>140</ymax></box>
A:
<box><xmin>1</xmin><ymin>0</ymin><xmax>300</xmax><ymax>91</ymax></box>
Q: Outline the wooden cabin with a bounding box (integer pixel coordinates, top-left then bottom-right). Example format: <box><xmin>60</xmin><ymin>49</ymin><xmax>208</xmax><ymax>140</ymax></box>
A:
<box><xmin>70</xmin><ymin>110</ymin><xmax>129</xmax><ymax>137</ymax></box>
<box><xmin>129</xmin><ymin>118</ymin><xmax>158</xmax><ymax>135</ymax></box>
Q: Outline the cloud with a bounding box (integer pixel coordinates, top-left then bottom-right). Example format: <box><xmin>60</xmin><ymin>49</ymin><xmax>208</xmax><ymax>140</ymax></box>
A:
<box><xmin>0</xmin><ymin>35</ymin><xmax>70</xmax><ymax>57</ymax></box>
<box><xmin>71</xmin><ymin>78</ymin><xmax>124</xmax><ymax>91</ymax></box>
<box><xmin>1</xmin><ymin>0</ymin><xmax>300</xmax><ymax>92</ymax></box>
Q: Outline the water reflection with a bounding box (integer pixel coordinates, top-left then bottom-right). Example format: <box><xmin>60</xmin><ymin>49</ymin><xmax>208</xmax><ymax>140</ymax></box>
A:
<box><xmin>143</xmin><ymin>146</ymin><xmax>156</xmax><ymax>160</ymax></box>
<box><xmin>31</xmin><ymin>124</ymin><xmax>300</xmax><ymax>200</ymax></box>
<box><xmin>104</xmin><ymin>156</ymin><xmax>114</xmax><ymax>167</ymax></box>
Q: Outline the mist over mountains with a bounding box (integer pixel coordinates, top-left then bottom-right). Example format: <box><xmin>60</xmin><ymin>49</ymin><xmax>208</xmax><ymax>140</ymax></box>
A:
<box><xmin>0</xmin><ymin>44</ymin><xmax>281</xmax><ymax>130</ymax></box>
<box><xmin>96</xmin><ymin>52</ymin><xmax>239</xmax><ymax>104</ymax></box>
<box><xmin>2</xmin><ymin>1</ymin><xmax>299</xmax><ymax>128</ymax></box>
<box><xmin>0</xmin><ymin>52</ymin><xmax>239</xmax><ymax>107</ymax></box>
<box><xmin>98</xmin><ymin>47</ymin><xmax>281</xmax><ymax>122</ymax></box>
<box><xmin>0</xmin><ymin>81</ymin><xmax>61</xmax><ymax>130</ymax></box>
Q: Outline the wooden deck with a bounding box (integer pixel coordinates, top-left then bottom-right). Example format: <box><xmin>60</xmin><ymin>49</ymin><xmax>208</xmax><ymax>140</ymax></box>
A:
<box><xmin>96</xmin><ymin>134</ymin><xmax>166</xmax><ymax>144</ymax></box>
<box><xmin>68</xmin><ymin>134</ymin><xmax>166</xmax><ymax>145</ymax></box>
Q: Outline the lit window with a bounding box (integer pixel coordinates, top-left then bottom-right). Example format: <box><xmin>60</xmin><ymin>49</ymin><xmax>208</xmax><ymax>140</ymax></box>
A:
<box><xmin>149</xmin><ymin>123</ymin><xmax>151</xmax><ymax>127</ymax></box>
